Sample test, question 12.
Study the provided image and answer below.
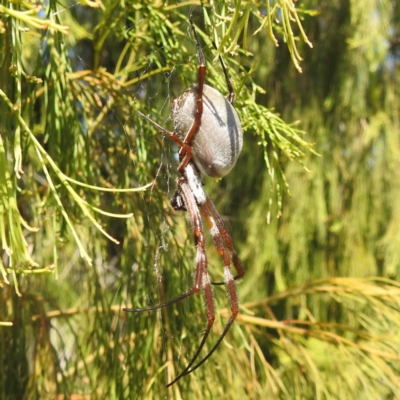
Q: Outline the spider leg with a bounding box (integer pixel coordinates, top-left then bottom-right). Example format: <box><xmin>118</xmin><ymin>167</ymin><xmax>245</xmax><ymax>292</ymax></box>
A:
<box><xmin>166</xmin><ymin>266</ymin><xmax>215</xmax><ymax>387</ymax></box>
<box><xmin>177</xmin><ymin>19</ymin><xmax>206</xmax><ymax>173</ymax></box>
<box><xmin>211</xmin><ymin>41</ymin><xmax>236</xmax><ymax>105</ymax></box>
<box><xmin>170</xmin><ymin>202</ymin><xmax>239</xmax><ymax>381</ymax></box>
<box><xmin>164</xmin><ymin>164</ymin><xmax>240</xmax><ymax>386</ymax></box>
<box><xmin>138</xmin><ymin>20</ymin><xmax>206</xmax><ymax>173</ymax></box>
<box><xmin>203</xmin><ymin>197</ymin><xmax>245</xmax><ymax>284</ymax></box>
<box><xmin>162</xmin><ymin>177</ymin><xmax>218</xmax><ymax>386</ymax></box>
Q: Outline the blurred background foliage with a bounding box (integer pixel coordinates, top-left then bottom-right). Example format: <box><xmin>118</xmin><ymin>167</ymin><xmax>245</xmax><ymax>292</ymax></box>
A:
<box><xmin>1</xmin><ymin>0</ymin><xmax>400</xmax><ymax>399</ymax></box>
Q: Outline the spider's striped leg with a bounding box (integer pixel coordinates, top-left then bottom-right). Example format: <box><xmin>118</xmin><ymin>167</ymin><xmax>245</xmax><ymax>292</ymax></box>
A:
<box><xmin>171</xmin><ymin>201</ymin><xmax>239</xmax><ymax>378</ymax></box>
<box><xmin>177</xmin><ymin>19</ymin><xmax>206</xmax><ymax>173</ymax></box>
<box><xmin>138</xmin><ymin>20</ymin><xmax>209</xmax><ymax>174</ymax></box>
<box><xmin>165</xmin><ymin>179</ymin><xmax>216</xmax><ymax>387</ymax></box>
<box><xmin>123</xmin><ymin>178</ymin><xmax>204</xmax><ymax>313</ymax></box>
<box><xmin>167</xmin><ymin>192</ymin><xmax>239</xmax><ymax>387</ymax></box>
<box><xmin>166</xmin><ymin>270</ymin><xmax>215</xmax><ymax>387</ymax></box>
<box><xmin>168</xmin><ymin>169</ymin><xmax>240</xmax><ymax>386</ymax></box>
<box><xmin>179</xmin><ymin>283</ymin><xmax>238</xmax><ymax>379</ymax></box>
<box><xmin>204</xmin><ymin>197</ymin><xmax>245</xmax><ymax>284</ymax></box>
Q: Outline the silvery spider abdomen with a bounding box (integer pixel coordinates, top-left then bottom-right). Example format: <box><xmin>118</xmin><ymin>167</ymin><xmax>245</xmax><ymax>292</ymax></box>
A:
<box><xmin>172</xmin><ymin>84</ymin><xmax>243</xmax><ymax>178</ymax></box>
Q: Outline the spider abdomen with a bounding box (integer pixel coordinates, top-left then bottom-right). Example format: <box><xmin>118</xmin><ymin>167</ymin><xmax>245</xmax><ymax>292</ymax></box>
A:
<box><xmin>172</xmin><ymin>84</ymin><xmax>243</xmax><ymax>178</ymax></box>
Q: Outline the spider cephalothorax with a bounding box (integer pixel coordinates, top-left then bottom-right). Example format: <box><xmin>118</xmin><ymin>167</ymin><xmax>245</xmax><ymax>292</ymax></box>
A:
<box><xmin>124</xmin><ymin>19</ymin><xmax>244</xmax><ymax>387</ymax></box>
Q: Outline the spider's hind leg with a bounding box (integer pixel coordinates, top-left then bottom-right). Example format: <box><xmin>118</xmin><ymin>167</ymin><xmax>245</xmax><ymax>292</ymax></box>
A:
<box><xmin>164</xmin><ymin>177</ymin><xmax>217</xmax><ymax>386</ymax></box>
<box><xmin>167</xmin><ymin>199</ymin><xmax>241</xmax><ymax>384</ymax></box>
<box><xmin>204</xmin><ymin>197</ymin><xmax>245</xmax><ymax>284</ymax></box>
<box><xmin>165</xmin><ymin>164</ymin><xmax>241</xmax><ymax>385</ymax></box>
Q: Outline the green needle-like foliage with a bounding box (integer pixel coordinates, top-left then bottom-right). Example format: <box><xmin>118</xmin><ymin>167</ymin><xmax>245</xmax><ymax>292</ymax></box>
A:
<box><xmin>1</xmin><ymin>0</ymin><xmax>400</xmax><ymax>399</ymax></box>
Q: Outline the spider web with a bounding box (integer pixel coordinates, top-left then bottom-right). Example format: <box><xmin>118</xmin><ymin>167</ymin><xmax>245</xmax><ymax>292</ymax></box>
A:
<box><xmin>47</xmin><ymin>2</ymin><xmax>236</xmax><ymax>387</ymax></box>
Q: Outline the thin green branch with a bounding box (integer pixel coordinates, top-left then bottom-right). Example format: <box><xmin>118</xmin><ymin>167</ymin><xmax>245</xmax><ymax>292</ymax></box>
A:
<box><xmin>0</xmin><ymin>4</ymin><xmax>69</xmax><ymax>34</ymax></box>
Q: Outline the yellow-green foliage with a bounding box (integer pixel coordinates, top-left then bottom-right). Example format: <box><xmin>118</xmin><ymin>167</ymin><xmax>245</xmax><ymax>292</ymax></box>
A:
<box><xmin>1</xmin><ymin>1</ymin><xmax>400</xmax><ymax>399</ymax></box>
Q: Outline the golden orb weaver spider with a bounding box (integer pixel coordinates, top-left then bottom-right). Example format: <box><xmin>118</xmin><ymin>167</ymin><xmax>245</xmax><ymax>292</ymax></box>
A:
<box><xmin>124</xmin><ymin>18</ymin><xmax>244</xmax><ymax>387</ymax></box>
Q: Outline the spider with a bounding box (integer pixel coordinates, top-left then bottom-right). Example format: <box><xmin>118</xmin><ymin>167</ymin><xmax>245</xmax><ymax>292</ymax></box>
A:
<box><xmin>124</xmin><ymin>19</ymin><xmax>244</xmax><ymax>387</ymax></box>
